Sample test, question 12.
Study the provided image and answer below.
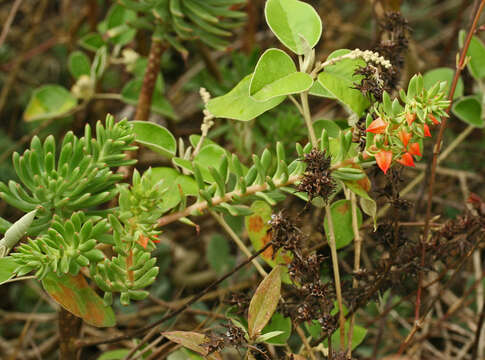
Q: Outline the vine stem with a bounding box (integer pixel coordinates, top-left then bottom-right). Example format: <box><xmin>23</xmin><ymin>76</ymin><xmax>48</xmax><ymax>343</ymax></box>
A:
<box><xmin>347</xmin><ymin>192</ymin><xmax>363</xmax><ymax>357</ymax></box>
<box><xmin>411</xmin><ymin>0</ymin><xmax>485</xmax><ymax>351</ymax></box>
<box><xmin>157</xmin><ymin>175</ymin><xmax>300</xmax><ymax>228</ymax></box>
<box><xmin>76</xmin><ymin>242</ymin><xmax>274</xmax><ymax>348</ymax></box>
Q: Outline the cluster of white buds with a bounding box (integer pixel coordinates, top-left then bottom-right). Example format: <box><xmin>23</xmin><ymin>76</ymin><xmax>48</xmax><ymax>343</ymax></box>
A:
<box><xmin>71</xmin><ymin>75</ymin><xmax>95</xmax><ymax>100</ymax></box>
<box><xmin>199</xmin><ymin>87</ymin><xmax>215</xmax><ymax>136</ymax></box>
<box><xmin>350</xmin><ymin>49</ymin><xmax>392</xmax><ymax>69</ymax></box>
<box><xmin>121</xmin><ymin>48</ymin><xmax>140</xmax><ymax>73</ymax></box>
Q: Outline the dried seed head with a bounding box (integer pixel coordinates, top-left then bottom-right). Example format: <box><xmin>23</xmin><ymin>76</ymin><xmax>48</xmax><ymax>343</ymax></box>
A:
<box><xmin>269</xmin><ymin>211</ymin><xmax>303</xmax><ymax>254</ymax></box>
<box><xmin>297</xmin><ymin>149</ymin><xmax>336</xmax><ymax>203</ymax></box>
<box><xmin>222</xmin><ymin>323</ymin><xmax>246</xmax><ymax>347</ymax></box>
<box><xmin>201</xmin><ymin>333</ymin><xmax>225</xmax><ymax>354</ymax></box>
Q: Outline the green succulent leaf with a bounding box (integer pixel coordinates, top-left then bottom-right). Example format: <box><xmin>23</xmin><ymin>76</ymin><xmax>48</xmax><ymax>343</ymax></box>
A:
<box><xmin>265</xmin><ymin>0</ymin><xmax>322</xmax><ymax>55</ymax></box>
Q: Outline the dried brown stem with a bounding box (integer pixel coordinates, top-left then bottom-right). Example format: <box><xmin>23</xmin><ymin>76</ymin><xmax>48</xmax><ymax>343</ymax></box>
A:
<box><xmin>58</xmin><ymin>308</ymin><xmax>82</xmax><ymax>359</ymax></box>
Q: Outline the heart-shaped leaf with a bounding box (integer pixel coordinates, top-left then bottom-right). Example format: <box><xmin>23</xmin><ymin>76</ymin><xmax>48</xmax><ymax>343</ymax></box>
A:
<box><xmin>248</xmin><ymin>266</ymin><xmax>282</xmax><ymax>339</ymax></box>
<box><xmin>265</xmin><ymin>0</ymin><xmax>322</xmax><ymax>55</ymax></box>
<box><xmin>131</xmin><ymin>121</ymin><xmax>176</xmax><ymax>158</ymax></box>
<box><xmin>250</xmin><ymin>49</ymin><xmax>313</xmax><ymax>101</ymax></box>
<box><xmin>452</xmin><ymin>96</ymin><xmax>483</xmax><ymax>128</ymax></box>
<box><xmin>317</xmin><ymin>49</ymin><xmax>370</xmax><ymax>116</ymax></box>
<box><xmin>324</xmin><ymin>199</ymin><xmax>362</xmax><ymax>249</ymax></box>
<box><xmin>207</xmin><ymin>75</ymin><xmax>285</xmax><ymax>121</ymax></box>
<box><xmin>42</xmin><ymin>273</ymin><xmax>116</xmax><ymax>327</ymax></box>
<box><xmin>24</xmin><ymin>85</ymin><xmax>77</xmax><ymax>122</ymax></box>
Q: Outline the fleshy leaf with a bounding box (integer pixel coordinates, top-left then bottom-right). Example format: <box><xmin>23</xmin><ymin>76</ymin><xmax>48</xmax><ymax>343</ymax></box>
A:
<box><xmin>206</xmin><ymin>75</ymin><xmax>285</xmax><ymax>121</ymax></box>
<box><xmin>423</xmin><ymin>68</ymin><xmax>463</xmax><ymax>100</ymax></box>
<box><xmin>131</xmin><ymin>121</ymin><xmax>176</xmax><ymax>158</ymax></box>
<box><xmin>265</xmin><ymin>0</ymin><xmax>322</xmax><ymax>55</ymax></box>
<box><xmin>248</xmin><ymin>266</ymin><xmax>282</xmax><ymax>339</ymax></box>
<box><xmin>23</xmin><ymin>85</ymin><xmax>77</xmax><ymax>122</ymax></box>
<box><xmin>42</xmin><ymin>273</ymin><xmax>116</xmax><ymax>327</ymax></box>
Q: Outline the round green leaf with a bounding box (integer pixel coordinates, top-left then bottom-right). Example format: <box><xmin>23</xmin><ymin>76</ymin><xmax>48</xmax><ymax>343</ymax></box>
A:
<box><xmin>68</xmin><ymin>51</ymin><xmax>91</xmax><ymax>79</ymax></box>
<box><xmin>265</xmin><ymin>0</ymin><xmax>322</xmax><ymax>55</ymax></box>
<box><xmin>206</xmin><ymin>74</ymin><xmax>285</xmax><ymax>121</ymax></box>
<box><xmin>317</xmin><ymin>49</ymin><xmax>370</xmax><ymax>116</ymax></box>
<box><xmin>324</xmin><ymin>199</ymin><xmax>362</xmax><ymax>249</ymax></box>
<box><xmin>250</xmin><ymin>49</ymin><xmax>313</xmax><ymax>101</ymax></box>
<box><xmin>459</xmin><ymin>30</ymin><xmax>485</xmax><ymax>80</ymax></box>
<box><xmin>423</xmin><ymin>68</ymin><xmax>463</xmax><ymax>100</ymax></box>
<box><xmin>309</xmin><ymin>80</ymin><xmax>336</xmax><ymax>99</ymax></box>
<box><xmin>23</xmin><ymin>85</ymin><xmax>77</xmax><ymax>122</ymax></box>
<box><xmin>42</xmin><ymin>273</ymin><xmax>115</xmax><ymax>327</ymax></box>
<box><xmin>194</xmin><ymin>144</ymin><xmax>228</xmax><ymax>183</ymax></box>
<box><xmin>131</xmin><ymin>121</ymin><xmax>176</xmax><ymax>158</ymax></box>
<box><xmin>313</xmin><ymin>119</ymin><xmax>341</xmax><ymax>138</ymax></box>
<box><xmin>452</xmin><ymin>96</ymin><xmax>483</xmax><ymax>127</ymax></box>
<box><xmin>261</xmin><ymin>312</ymin><xmax>292</xmax><ymax>345</ymax></box>
<box><xmin>104</xmin><ymin>5</ymin><xmax>137</xmax><ymax>45</ymax></box>
<box><xmin>79</xmin><ymin>33</ymin><xmax>105</xmax><ymax>52</ymax></box>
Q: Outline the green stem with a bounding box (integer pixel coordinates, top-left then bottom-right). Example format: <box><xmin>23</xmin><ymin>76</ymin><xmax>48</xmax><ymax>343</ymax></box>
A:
<box><xmin>299</xmin><ymin>91</ymin><xmax>317</xmax><ymax>147</ymax></box>
<box><xmin>325</xmin><ymin>204</ymin><xmax>347</xmax><ymax>350</ymax></box>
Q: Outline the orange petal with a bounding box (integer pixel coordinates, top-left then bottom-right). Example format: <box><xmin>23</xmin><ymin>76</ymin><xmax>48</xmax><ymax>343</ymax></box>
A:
<box><xmin>423</xmin><ymin>124</ymin><xmax>432</xmax><ymax>137</ymax></box>
<box><xmin>406</xmin><ymin>113</ymin><xmax>416</xmax><ymax>126</ymax></box>
<box><xmin>366</xmin><ymin>117</ymin><xmax>388</xmax><ymax>134</ymax></box>
<box><xmin>398</xmin><ymin>129</ymin><xmax>412</xmax><ymax>147</ymax></box>
<box><xmin>409</xmin><ymin>142</ymin><xmax>422</xmax><ymax>157</ymax></box>
<box><xmin>428</xmin><ymin>114</ymin><xmax>440</xmax><ymax>125</ymax></box>
<box><xmin>375</xmin><ymin>150</ymin><xmax>393</xmax><ymax>174</ymax></box>
<box><xmin>397</xmin><ymin>152</ymin><xmax>415</xmax><ymax>167</ymax></box>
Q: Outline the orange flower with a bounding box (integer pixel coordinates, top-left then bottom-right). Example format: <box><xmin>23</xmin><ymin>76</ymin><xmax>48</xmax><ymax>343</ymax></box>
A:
<box><xmin>409</xmin><ymin>142</ymin><xmax>422</xmax><ymax>157</ymax></box>
<box><xmin>397</xmin><ymin>152</ymin><xmax>415</xmax><ymax>167</ymax></box>
<box><xmin>398</xmin><ymin>129</ymin><xmax>412</xmax><ymax>147</ymax></box>
<box><xmin>429</xmin><ymin>114</ymin><xmax>440</xmax><ymax>125</ymax></box>
<box><xmin>406</xmin><ymin>113</ymin><xmax>416</xmax><ymax>126</ymax></box>
<box><xmin>375</xmin><ymin>150</ymin><xmax>393</xmax><ymax>174</ymax></box>
<box><xmin>423</xmin><ymin>124</ymin><xmax>432</xmax><ymax>137</ymax></box>
<box><xmin>366</xmin><ymin>117</ymin><xmax>387</xmax><ymax>134</ymax></box>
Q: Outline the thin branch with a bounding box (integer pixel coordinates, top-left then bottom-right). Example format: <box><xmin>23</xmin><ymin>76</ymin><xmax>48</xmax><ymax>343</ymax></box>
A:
<box><xmin>157</xmin><ymin>175</ymin><xmax>300</xmax><ymax>228</ymax></box>
<box><xmin>0</xmin><ymin>0</ymin><xmax>23</xmax><ymax>48</ymax></box>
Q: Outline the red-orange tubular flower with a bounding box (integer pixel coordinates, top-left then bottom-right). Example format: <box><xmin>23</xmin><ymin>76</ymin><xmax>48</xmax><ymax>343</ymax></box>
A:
<box><xmin>398</xmin><ymin>129</ymin><xmax>412</xmax><ymax>147</ymax></box>
<box><xmin>424</xmin><ymin>124</ymin><xmax>432</xmax><ymax>137</ymax></box>
<box><xmin>366</xmin><ymin>117</ymin><xmax>387</xmax><ymax>134</ymax></box>
<box><xmin>406</xmin><ymin>113</ymin><xmax>416</xmax><ymax>126</ymax></box>
<box><xmin>375</xmin><ymin>150</ymin><xmax>393</xmax><ymax>174</ymax></box>
<box><xmin>409</xmin><ymin>142</ymin><xmax>422</xmax><ymax>157</ymax></box>
<box><xmin>429</xmin><ymin>114</ymin><xmax>440</xmax><ymax>125</ymax></box>
<box><xmin>397</xmin><ymin>152</ymin><xmax>415</xmax><ymax>167</ymax></box>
